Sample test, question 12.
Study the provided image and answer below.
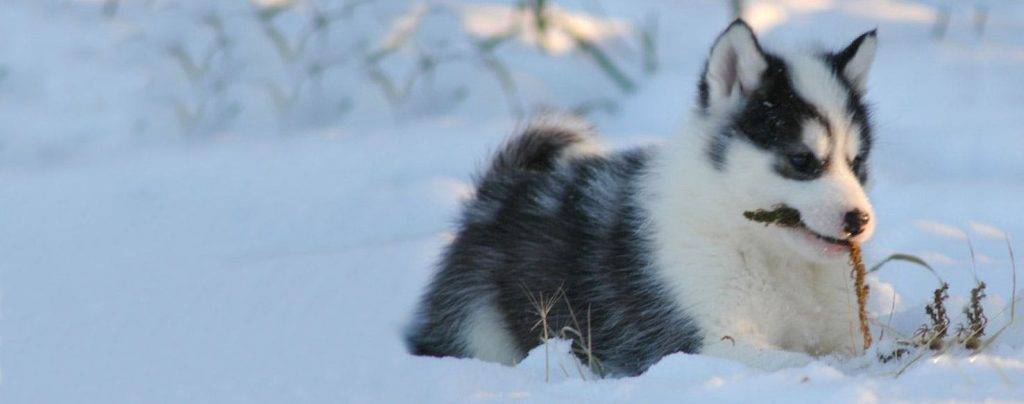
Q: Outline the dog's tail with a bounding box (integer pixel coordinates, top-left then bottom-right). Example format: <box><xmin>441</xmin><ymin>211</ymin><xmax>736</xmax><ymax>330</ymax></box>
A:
<box><xmin>482</xmin><ymin>115</ymin><xmax>601</xmax><ymax>181</ymax></box>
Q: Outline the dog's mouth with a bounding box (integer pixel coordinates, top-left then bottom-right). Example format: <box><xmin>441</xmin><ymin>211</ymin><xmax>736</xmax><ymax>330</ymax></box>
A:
<box><xmin>790</xmin><ymin>223</ymin><xmax>852</xmax><ymax>248</ymax></box>
<box><xmin>743</xmin><ymin>205</ymin><xmax>852</xmax><ymax>250</ymax></box>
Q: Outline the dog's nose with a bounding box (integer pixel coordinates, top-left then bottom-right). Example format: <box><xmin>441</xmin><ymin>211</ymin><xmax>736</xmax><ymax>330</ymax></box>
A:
<box><xmin>843</xmin><ymin>209</ymin><xmax>871</xmax><ymax>237</ymax></box>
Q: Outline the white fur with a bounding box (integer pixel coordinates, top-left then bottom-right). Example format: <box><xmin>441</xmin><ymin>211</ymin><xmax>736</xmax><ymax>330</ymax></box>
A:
<box><xmin>640</xmin><ymin>49</ymin><xmax>877</xmax><ymax>371</ymax></box>
<box><xmin>463</xmin><ymin>302</ymin><xmax>522</xmax><ymax>365</ymax></box>
<box><xmin>787</xmin><ymin>53</ymin><xmax>853</xmax><ymax>131</ymax></box>
<box><xmin>846</xmin><ymin>124</ymin><xmax>863</xmax><ymax>162</ymax></box>
<box><xmin>801</xmin><ymin>120</ymin><xmax>831</xmax><ymax>160</ymax></box>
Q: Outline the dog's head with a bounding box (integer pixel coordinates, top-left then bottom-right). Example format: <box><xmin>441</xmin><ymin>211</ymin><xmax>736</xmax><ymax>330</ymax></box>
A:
<box><xmin>697</xmin><ymin>20</ymin><xmax>878</xmax><ymax>263</ymax></box>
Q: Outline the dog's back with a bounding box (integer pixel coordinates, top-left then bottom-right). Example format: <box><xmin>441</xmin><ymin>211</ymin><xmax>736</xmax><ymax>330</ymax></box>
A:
<box><xmin>405</xmin><ymin>119</ymin><xmax>702</xmax><ymax>376</ymax></box>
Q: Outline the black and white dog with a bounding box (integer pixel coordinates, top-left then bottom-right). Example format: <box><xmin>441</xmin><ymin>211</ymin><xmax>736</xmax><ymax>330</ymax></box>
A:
<box><xmin>406</xmin><ymin>20</ymin><xmax>879</xmax><ymax>376</ymax></box>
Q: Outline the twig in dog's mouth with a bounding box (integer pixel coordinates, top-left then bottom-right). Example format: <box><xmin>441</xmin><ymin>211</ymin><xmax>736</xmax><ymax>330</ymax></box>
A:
<box><xmin>743</xmin><ymin>205</ymin><xmax>851</xmax><ymax>248</ymax></box>
<box><xmin>743</xmin><ymin>205</ymin><xmax>802</xmax><ymax>228</ymax></box>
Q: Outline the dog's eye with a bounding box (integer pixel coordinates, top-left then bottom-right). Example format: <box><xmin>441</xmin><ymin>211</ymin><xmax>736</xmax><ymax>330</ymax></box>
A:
<box><xmin>787</xmin><ymin>153</ymin><xmax>820</xmax><ymax>174</ymax></box>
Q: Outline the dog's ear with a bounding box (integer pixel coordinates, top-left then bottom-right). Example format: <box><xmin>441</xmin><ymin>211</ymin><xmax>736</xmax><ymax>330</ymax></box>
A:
<box><xmin>699</xmin><ymin>20</ymin><xmax>768</xmax><ymax>110</ymax></box>
<box><xmin>832</xmin><ymin>30</ymin><xmax>877</xmax><ymax>92</ymax></box>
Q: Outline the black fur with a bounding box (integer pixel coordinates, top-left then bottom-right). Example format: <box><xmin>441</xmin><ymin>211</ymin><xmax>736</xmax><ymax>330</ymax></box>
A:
<box><xmin>486</xmin><ymin>124</ymin><xmax>590</xmax><ymax>175</ymax></box>
<box><xmin>406</xmin><ymin>125</ymin><xmax>702</xmax><ymax>376</ymax></box>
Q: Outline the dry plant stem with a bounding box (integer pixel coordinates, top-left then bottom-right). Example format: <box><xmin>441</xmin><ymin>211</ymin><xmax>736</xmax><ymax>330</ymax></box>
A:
<box><xmin>560</xmin><ymin>299</ymin><xmax>592</xmax><ymax>380</ymax></box>
<box><xmin>879</xmin><ymin>288</ymin><xmax>897</xmax><ymax>343</ymax></box>
<box><xmin>1009</xmin><ymin>235</ymin><xmax>1018</xmax><ymax>321</ymax></box>
<box><xmin>524</xmin><ymin>287</ymin><xmax>562</xmax><ymax>383</ymax></box>
<box><xmin>526</xmin><ymin>286</ymin><xmax>602</xmax><ymax>381</ymax></box>
<box><xmin>850</xmin><ymin>243</ymin><xmax>873</xmax><ymax>351</ymax></box>
<box><xmin>560</xmin><ymin>294</ymin><xmax>603</xmax><ymax>378</ymax></box>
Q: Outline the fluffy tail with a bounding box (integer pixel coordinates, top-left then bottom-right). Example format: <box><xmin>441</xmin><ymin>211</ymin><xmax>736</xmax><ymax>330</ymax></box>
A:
<box><xmin>483</xmin><ymin>116</ymin><xmax>601</xmax><ymax>179</ymax></box>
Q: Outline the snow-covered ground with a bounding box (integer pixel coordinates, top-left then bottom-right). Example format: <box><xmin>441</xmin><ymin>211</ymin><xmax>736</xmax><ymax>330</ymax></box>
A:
<box><xmin>3</xmin><ymin>0</ymin><xmax>1024</xmax><ymax>402</ymax></box>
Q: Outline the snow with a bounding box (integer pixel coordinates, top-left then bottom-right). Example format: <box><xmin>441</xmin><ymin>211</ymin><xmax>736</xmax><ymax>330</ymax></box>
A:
<box><xmin>3</xmin><ymin>0</ymin><xmax>1024</xmax><ymax>402</ymax></box>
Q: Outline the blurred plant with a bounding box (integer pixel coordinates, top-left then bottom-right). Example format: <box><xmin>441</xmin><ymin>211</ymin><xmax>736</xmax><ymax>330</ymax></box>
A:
<box><xmin>133</xmin><ymin>0</ymin><xmax>657</xmax><ymax>136</ymax></box>
<box><xmin>254</xmin><ymin>0</ymin><xmax>365</xmax><ymax>130</ymax></box>
<box><xmin>563</xmin><ymin>27</ymin><xmax>635</xmax><ymax>93</ymax></box>
<box><xmin>476</xmin><ymin>32</ymin><xmax>526</xmax><ymax>119</ymax></box>
<box><xmin>524</xmin><ymin>0</ymin><xmax>636</xmax><ymax>93</ymax></box>
<box><xmin>640</xmin><ymin>12</ymin><xmax>658</xmax><ymax>76</ymax></box>
<box><xmin>532</xmin><ymin>0</ymin><xmax>550</xmax><ymax>34</ymax></box>
<box><xmin>298</xmin><ymin>0</ymin><xmax>649</xmax><ymax>123</ymax></box>
<box><xmin>366</xmin><ymin>3</ymin><xmax>517</xmax><ymax>119</ymax></box>
<box><xmin>932</xmin><ymin>6</ymin><xmax>950</xmax><ymax>40</ymax></box>
<box><xmin>364</xmin><ymin>3</ymin><xmax>431</xmax><ymax>114</ymax></box>
<box><xmin>973</xmin><ymin>5</ymin><xmax>989</xmax><ymax>38</ymax></box>
<box><xmin>163</xmin><ymin>13</ymin><xmax>242</xmax><ymax>137</ymax></box>
<box><xmin>102</xmin><ymin>0</ymin><xmax>119</xmax><ymax>19</ymax></box>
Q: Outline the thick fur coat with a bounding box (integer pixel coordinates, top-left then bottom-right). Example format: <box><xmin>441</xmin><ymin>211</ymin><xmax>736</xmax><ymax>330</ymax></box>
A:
<box><xmin>406</xmin><ymin>20</ymin><xmax>880</xmax><ymax>376</ymax></box>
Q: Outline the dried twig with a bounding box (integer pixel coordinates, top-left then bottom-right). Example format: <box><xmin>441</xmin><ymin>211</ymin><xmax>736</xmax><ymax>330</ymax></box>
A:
<box><xmin>742</xmin><ymin>205</ymin><xmax>801</xmax><ymax>228</ymax></box>
<box><xmin>560</xmin><ymin>296</ymin><xmax>603</xmax><ymax>377</ymax></box>
<box><xmin>850</xmin><ymin>243</ymin><xmax>873</xmax><ymax>350</ymax></box>
<box><xmin>523</xmin><ymin>285</ymin><xmax>564</xmax><ymax>382</ymax></box>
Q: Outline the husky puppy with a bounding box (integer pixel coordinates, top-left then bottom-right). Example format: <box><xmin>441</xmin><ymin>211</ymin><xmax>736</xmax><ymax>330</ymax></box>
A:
<box><xmin>406</xmin><ymin>20</ymin><xmax>879</xmax><ymax>376</ymax></box>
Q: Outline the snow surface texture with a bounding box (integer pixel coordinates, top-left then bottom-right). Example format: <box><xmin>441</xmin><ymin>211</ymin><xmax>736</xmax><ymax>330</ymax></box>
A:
<box><xmin>3</xmin><ymin>0</ymin><xmax>1024</xmax><ymax>402</ymax></box>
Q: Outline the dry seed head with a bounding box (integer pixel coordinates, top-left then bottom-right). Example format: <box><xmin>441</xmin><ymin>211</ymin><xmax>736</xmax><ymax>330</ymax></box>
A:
<box><xmin>959</xmin><ymin>281</ymin><xmax>988</xmax><ymax>350</ymax></box>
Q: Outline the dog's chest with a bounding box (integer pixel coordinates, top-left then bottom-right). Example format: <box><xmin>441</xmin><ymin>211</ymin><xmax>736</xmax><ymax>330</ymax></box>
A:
<box><xmin>679</xmin><ymin>245</ymin><xmax>856</xmax><ymax>352</ymax></box>
<box><xmin>746</xmin><ymin>252</ymin><xmax>856</xmax><ymax>351</ymax></box>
